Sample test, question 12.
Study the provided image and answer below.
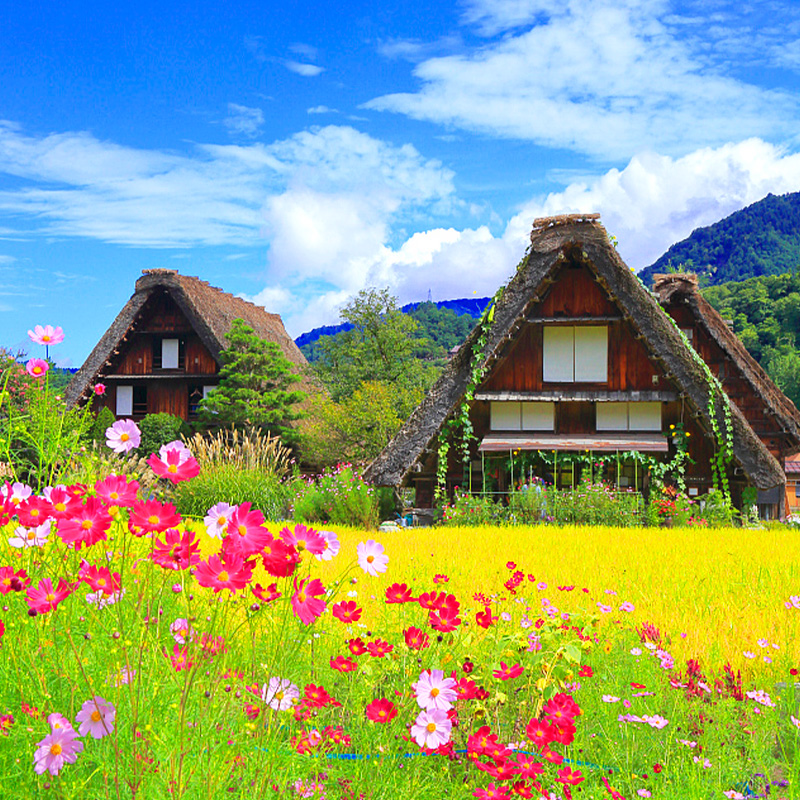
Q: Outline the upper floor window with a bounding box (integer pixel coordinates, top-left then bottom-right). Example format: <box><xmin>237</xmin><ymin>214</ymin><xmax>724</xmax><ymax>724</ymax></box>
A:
<box><xmin>543</xmin><ymin>325</ymin><xmax>607</xmax><ymax>383</ymax></box>
<box><xmin>153</xmin><ymin>337</ymin><xmax>185</xmax><ymax>370</ymax></box>
<box><xmin>596</xmin><ymin>401</ymin><xmax>661</xmax><ymax>432</ymax></box>
<box><xmin>490</xmin><ymin>401</ymin><xmax>554</xmax><ymax>431</ymax></box>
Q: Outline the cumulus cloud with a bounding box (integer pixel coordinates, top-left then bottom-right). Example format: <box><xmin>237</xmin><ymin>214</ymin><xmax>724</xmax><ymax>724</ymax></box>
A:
<box><xmin>286</xmin><ymin>61</ymin><xmax>324</xmax><ymax>77</ymax></box>
<box><xmin>367</xmin><ymin>0</ymin><xmax>800</xmax><ymax>160</ymax></box>
<box><xmin>223</xmin><ymin>104</ymin><xmax>265</xmax><ymax>138</ymax></box>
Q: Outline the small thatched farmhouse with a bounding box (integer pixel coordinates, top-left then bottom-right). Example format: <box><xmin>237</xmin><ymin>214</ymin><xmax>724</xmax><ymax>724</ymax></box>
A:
<box><xmin>65</xmin><ymin>269</ymin><xmax>308</xmax><ymax>422</ymax></box>
<box><xmin>365</xmin><ymin>214</ymin><xmax>789</xmax><ymax>518</ymax></box>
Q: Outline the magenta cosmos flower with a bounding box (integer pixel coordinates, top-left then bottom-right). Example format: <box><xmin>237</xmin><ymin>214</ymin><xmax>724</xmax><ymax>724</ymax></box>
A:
<box><xmin>33</xmin><ymin>725</ymin><xmax>84</xmax><ymax>775</ymax></box>
<box><xmin>28</xmin><ymin>325</ymin><xmax>64</xmax><ymax>346</ymax></box>
<box><xmin>75</xmin><ymin>696</ymin><xmax>116</xmax><ymax>738</ymax></box>
<box><xmin>412</xmin><ymin>669</ymin><xmax>458</xmax><ymax>711</ymax></box>
<box><xmin>26</xmin><ymin>358</ymin><xmax>49</xmax><ymax>378</ymax></box>
<box><xmin>291</xmin><ymin>576</ymin><xmax>326</xmax><ymax>625</ymax></box>
<box><xmin>357</xmin><ymin>540</ymin><xmax>388</xmax><ymax>576</ymax></box>
<box><xmin>148</xmin><ymin>444</ymin><xmax>200</xmax><ymax>484</ymax></box>
<box><xmin>410</xmin><ymin>708</ymin><xmax>452</xmax><ymax>749</ymax></box>
<box><xmin>106</xmin><ymin>419</ymin><xmax>141</xmax><ymax>454</ymax></box>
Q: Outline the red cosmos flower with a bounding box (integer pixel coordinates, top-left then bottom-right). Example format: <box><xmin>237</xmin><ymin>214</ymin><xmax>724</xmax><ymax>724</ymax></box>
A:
<box><xmin>404</xmin><ymin>626</ymin><xmax>430</xmax><ymax>650</ymax></box>
<box><xmin>494</xmin><ymin>662</ymin><xmax>524</xmax><ymax>681</ymax></box>
<box><xmin>556</xmin><ymin>766</ymin><xmax>584</xmax><ymax>786</ymax></box>
<box><xmin>279</xmin><ymin>523</ymin><xmax>327</xmax><ymax>556</ymax></box>
<box><xmin>221</xmin><ymin>503</ymin><xmax>269</xmax><ymax>557</ymax></box>
<box><xmin>292</xmin><ymin>577</ymin><xmax>326</xmax><ymax>625</ymax></box>
<box><xmin>385</xmin><ymin>582</ymin><xmax>415</xmax><ymax>603</ymax></box>
<box><xmin>243</xmin><ymin>703</ymin><xmax>260</xmax><ymax>720</ymax></box>
<box><xmin>365</xmin><ymin>698</ymin><xmax>398</xmax><ymax>723</ymax></box>
<box><xmin>543</xmin><ymin>693</ymin><xmax>581</xmax><ymax>725</ymax></box>
<box><xmin>476</xmin><ymin>606</ymin><xmax>498</xmax><ymax>629</ymax></box>
<box><xmin>332</xmin><ymin>600</ymin><xmax>362</xmax><ymax>623</ymax></box>
<box><xmin>57</xmin><ymin>496</ymin><xmax>112</xmax><ymax>550</ymax></box>
<box><xmin>199</xmin><ymin>633</ymin><xmax>227</xmax><ymax>657</ymax></box>
<box><xmin>330</xmin><ymin>655</ymin><xmax>358</xmax><ymax>672</ymax></box>
<box><xmin>0</xmin><ymin>619</ymin><xmax>5</xmax><ymax>643</ymax></box>
<box><xmin>194</xmin><ymin>552</ymin><xmax>253</xmax><ymax>594</ymax></box>
<box><xmin>511</xmin><ymin>781</ymin><xmax>533</xmax><ymax>799</ymax></box>
<box><xmin>16</xmin><ymin>497</ymin><xmax>52</xmax><ymax>527</ymax></box>
<box><xmin>149</xmin><ymin>529</ymin><xmax>200</xmax><ymax>571</ymax></box>
<box><xmin>26</xmin><ymin>577</ymin><xmax>74</xmax><ymax>614</ymax></box>
<box><xmin>130</xmin><ymin>499</ymin><xmax>182</xmax><ymax>535</ymax></box>
<box><xmin>261</xmin><ymin>535</ymin><xmax>300</xmax><ymax>577</ymax></box>
<box><xmin>303</xmin><ymin>684</ymin><xmax>340</xmax><ymax>708</ymax></box>
<box><xmin>347</xmin><ymin>637</ymin><xmax>368</xmax><ymax>656</ymax></box>
<box><xmin>473</xmin><ymin>783</ymin><xmax>510</xmax><ymax>800</ymax></box>
<box><xmin>148</xmin><ymin>447</ymin><xmax>200</xmax><ymax>484</ymax></box>
<box><xmin>463</xmin><ymin>660</ymin><xmax>474</xmax><ymax>674</ymax></box>
<box><xmin>511</xmin><ymin>753</ymin><xmax>545</xmax><ymax>778</ymax></box>
<box><xmin>455</xmin><ymin>677</ymin><xmax>480</xmax><ymax>700</ymax></box>
<box><xmin>0</xmin><ymin>566</ymin><xmax>30</xmax><ymax>594</ymax></box>
<box><xmin>631</xmin><ymin>681</ymin><xmax>646</xmax><ymax>689</ymax></box>
<box><xmin>169</xmin><ymin>643</ymin><xmax>193</xmax><ymax>672</ymax></box>
<box><xmin>485</xmin><ymin>760</ymin><xmax>517</xmax><ymax>781</ymax></box>
<box><xmin>79</xmin><ymin>564</ymin><xmax>121</xmax><ymax>596</ymax></box>
<box><xmin>94</xmin><ymin>474</ymin><xmax>139</xmax><ymax>507</ymax></box>
<box><xmin>433</xmin><ymin>574</ymin><xmax>449</xmax><ymax>584</ymax></box>
<box><xmin>366</xmin><ymin>639</ymin><xmax>393</xmax><ymax>657</ymax></box>
<box><xmin>525</xmin><ymin>718</ymin><xmax>553</xmax><ymax>750</ymax></box>
<box><xmin>550</xmin><ymin>721</ymin><xmax>576</xmax><ymax>746</ymax></box>
<box><xmin>468</xmin><ymin>725</ymin><xmax>499</xmax><ymax>755</ymax></box>
<box><xmin>541</xmin><ymin>747</ymin><xmax>563</xmax><ymax>765</ymax></box>
<box><xmin>602</xmin><ymin>776</ymin><xmax>626</xmax><ymax>800</ymax></box>
<box><xmin>579</xmin><ymin>665</ymin><xmax>594</xmax><ymax>678</ymax></box>
<box><xmin>418</xmin><ymin>591</ymin><xmax>447</xmax><ymax>611</ymax></box>
<box><xmin>45</xmin><ymin>487</ymin><xmax>78</xmax><ymax>520</ymax></box>
<box><xmin>252</xmin><ymin>583</ymin><xmax>281</xmax><ymax>604</ymax></box>
<box><xmin>429</xmin><ymin>608</ymin><xmax>462</xmax><ymax>633</ymax></box>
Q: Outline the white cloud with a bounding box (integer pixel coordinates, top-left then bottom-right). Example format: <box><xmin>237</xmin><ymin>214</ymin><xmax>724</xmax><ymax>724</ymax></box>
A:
<box><xmin>0</xmin><ymin>122</ymin><xmax>453</xmax><ymax>248</ymax></box>
<box><xmin>307</xmin><ymin>105</ymin><xmax>338</xmax><ymax>115</ymax></box>
<box><xmin>286</xmin><ymin>61</ymin><xmax>324</xmax><ymax>77</ymax></box>
<box><xmin>367</xmin><ymin>0</ymin><xmax>800</xmax><ymax>160</ymax></box>
<box><xmin>223</xmin><ymin>104</ymin><xmax>265</xmax><ymax>138</ymax></box>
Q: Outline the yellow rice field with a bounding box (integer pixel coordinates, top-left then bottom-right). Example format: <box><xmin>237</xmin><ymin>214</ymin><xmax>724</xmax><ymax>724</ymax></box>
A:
<box><xmin>311</xmin><ymin>524</ymin><xmax>800</xmax><ymax>679</ymax></box>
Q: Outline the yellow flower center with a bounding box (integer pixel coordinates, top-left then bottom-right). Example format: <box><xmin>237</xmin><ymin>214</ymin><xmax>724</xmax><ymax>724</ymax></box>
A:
<box><xmin>367</xmin><ymin>555</ymin><xmax>375</xmax><ymax>563</ymax></box>
<box><xmin>43</xmin><ymin>335</ymin><xmax>51</xmax><ymax>342</ymax></box>
<box><xmin>168</xmin><ymin>465</ymin><xmax>178</xmax><ymax>473</ymax></box>
<box><xmin>91</xmin><ymin>710</ymin><xmax>101</xmax><ymax>722</ymax></box>
<box><xmin>81</xmin><ymin>520</ymin><xmax>93</xmax><ymax>530</ymax></box>
<box><xmin>426</xmin><ymin>722</ymin><xmax>437</xmax><ymax>733</ymax></box>
<box><xmin>27</xmin><ymin>531</ymin><xmax>36</xmax><ymax>540</ymax></box>
<box><xmin>46</xmin><ymin>593</ymin><xmax>56</xmax><ymax>603</ymax></box>
<box><xmin>110</xmin><ymin>492</ymin><xmax>119</xmax><ymax>500</ymax></box>
<box><xmin>50</xmin><ymin>743</ymin><xmax>62</xmax><ymax>756</ymax></box>
<box><xmin>238</xmin><ymin>524</ymin><xmax>246</xmax><ymax>535</ymax></box>
<box><xmin>30</xmin><ymin>509</ymin><xmax>39</xmax><ymax>518</ymax></box>
<box><xmin>296</xmin><ymin>540</ymin><xmax>307</xmax><ymax>551</ymax></box>
<box><xmin>297</xmin><ymin>592</ymin><xmax>306</xmax><ymax>603</ymax></box>
<box><xmin>55</xmin><ymin>502</ymin><xmax>66</xmax><ymax>512</ymax></box>
<box><xmin>217</xmin><ymin>516</ymin><xmax>226</xmax><ymax>525</ymax></box>
<box><xmin>430</xmin><ymin>687</ymin><xmax>440</xmax><ymax>697</ymax></box>
<box><xmin>218</xmin><ymin>571</ymin><xmax>229</xmax><ymax>582</ymax></box>
<box><xmin>97</xmin><ymin>578</ymin><xmax>106</xmax><ymax>587</ymax></box>
<box><xmin>148</xmin><ymin>515</ymin><xmax>159</xmax><ymax>525</ymax></box>
<box><xmin>276</xmin><ymin>690</ymin><xmax>284</xmax><ymax>700</ymax></box>
<box><xmin>120</xmin><ymin>433</ymin><xmax>130</xmax><ymax>442</ymax></box>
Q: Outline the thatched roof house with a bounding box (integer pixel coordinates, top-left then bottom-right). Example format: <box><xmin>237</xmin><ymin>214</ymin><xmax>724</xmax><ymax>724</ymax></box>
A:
<box><xmin>66</xmin><ymin>268</ymin><xmax>309</xmax><ymax>420</ymax></box>
<box><xmin>365</xmin><ymin>214</ymin><xmax>784</xmax><ymax>511</ymax></box>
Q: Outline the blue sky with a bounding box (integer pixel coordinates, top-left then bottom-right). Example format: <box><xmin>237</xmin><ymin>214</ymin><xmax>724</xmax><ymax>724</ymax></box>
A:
<box><xmin>2</xmin><ymin>0</ymin><xmax>800</xmax><ymax>366</ymax></box>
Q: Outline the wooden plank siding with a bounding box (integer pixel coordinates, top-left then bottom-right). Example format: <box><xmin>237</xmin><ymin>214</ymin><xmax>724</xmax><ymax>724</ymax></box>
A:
<box><xmin>185</xmin><ymin>335</ymin><xmax>217</xmax><ymax>374</ymax></box>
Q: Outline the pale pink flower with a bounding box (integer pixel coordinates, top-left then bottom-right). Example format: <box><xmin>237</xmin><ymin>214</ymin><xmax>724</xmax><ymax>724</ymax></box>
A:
<box><xmin>357</xmin><ymin>540</ymin><xmax>388</xmax><ymax>576</ymax></box>
<box><xmin>314</xmin><ymin>529</ymin><xmax>340</xmax><ymax>561</ymax></box>
<box><xmin>262</xmin><ymin>677</ymin><xmax>299</xmax><ymax>711</ymax></box>
<box><xmin>33</xmin><ymin>726</ymin><xmax>84</xmax><ymax>775</ymax></box>
<box><xmin>26</xmin><ymin>358</ymin><xmax>49</xmax><ymax>378</ymax></box>
<box><xmin>28</xmin><ymin>325</ymin><xmax>64</xmax><ymax>346</ymax></box>
<box><xmin>47</xmin><ymin>713</ymin><xmax>73</xmax><ymax>733</ymax></box>
<box><xmin>619</xmin><ymin>601</ymin><xmax>635</xmax><ymax>613</ymax></box>
<box><xmin>106</xmin><ymin>419</ymin><xmax>141</xmax><ymax>454</ymax></box>
<box><xmin>1</xmin><ymin>482</ymin><xmax>32</xmax><ymax>505</ymax></box>
<box><xmin>602</xmin><ymin>695</ymin><xmax>620</xmax><ymax>703</ymax></box>
<box><xmin>75</xmin><ymin>696</ymin><xmax>116</xmax><ymax>738</ymax></box>
<box><xmin>158</xmin><ymin>440</ymin><xmax>192</xmax><ymax>464</ymax></box>
<box><xmin>203</xmin><ymin>502</ymin><xmax>238</xmax><ymax>539</ymax></box>
<box><xmin>790</xmin><ymin>715</ymin><xmax>800</xmax><ymax>729</ymax></box>
<box><xmin>170</xmin><ymin>617</ymin><xmax>194</xmax><ymax>644</ymax></box>
<box><xmin>597</xmin><ymin>603</ymin><xmax>612</xmax><ymax>613</ymax></box>
<box><xmin>8</xmin><ymin>521</ymin><xmax>51</xmax><ymax>548</ymax></box>
<box><xmin>642</xmin><ymin>714</ymin><xmax>669</xmax><ymax>729</ymax></box>
<box><xmin>410</xmin><ymin>708</ymin><xmax>452</xmax><ymax>749</ymax></box>
<box><xmin>746</xmin><ymin>689</ymin><xmax>775</xmax><ymax>707</ymax></box>
<box><xmin>412</xmin><ymin>669</ymin><xmax>457</xmax><ymax>711</ymax></box>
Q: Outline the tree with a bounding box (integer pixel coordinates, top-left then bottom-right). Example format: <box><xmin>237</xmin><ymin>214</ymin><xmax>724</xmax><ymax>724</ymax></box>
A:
<box><xmin>198</xmin><ymin>319</ymin><xmax>304</xmax><ymax>436</ymax></box>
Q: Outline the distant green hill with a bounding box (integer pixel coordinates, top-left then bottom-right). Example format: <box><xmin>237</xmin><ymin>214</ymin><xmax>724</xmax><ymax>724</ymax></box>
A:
<box><xmin>639</xmin><ymin>191</ymin><xmax>800</xmax><ymax>288</ymax></box>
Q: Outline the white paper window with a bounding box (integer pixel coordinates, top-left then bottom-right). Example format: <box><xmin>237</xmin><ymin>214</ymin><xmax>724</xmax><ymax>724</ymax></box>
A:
<box><xmin>596</xmin><ymin>402</ymin><xmax>628</xmax><ymax>431</ymax></box>
<box><xmin>543</xmin><ymin>326</ymin><xmax>608</xmax><ymax>383</ymax></box>
<box><xmin>597</xmin><ymin>402</ymin><xmax>662</xmax><ymax>432</ymax></box>
<box><xmin>628</xmin><ymin>402</ymin><xmax>661</xmax><ymax>431</ymax></box>
<box><xmin>543</xmin><ymin>327</ymin><xmax>575</xmax><ymax>382</ymax></box>
<box><xmin>521</xmin><ymin>402</ymin><xmax>555</xmax><ymax>431</ymax></box>
<box><xmin>162</xmin><ymin>338</ymin><xmax>179</xmax><ymax>369</ymax></box>
<box><xmin>203</xmin><ymin>385</ymin><xmax>215</xmax><ymax>399</ymax></box>
<box><xmin>574</xmin><ymin>326</ymin><xmax>608</xmax><ymax>382</ymax></box>
<box><xmin>490</xmin><ymin>401</ymin><xmax>522</xmax><ymax>431</ymax></box>
<box><xmin>116</xmin><ymin>385</ymin><xmax>133</xmax><ymax>416</ymax></box>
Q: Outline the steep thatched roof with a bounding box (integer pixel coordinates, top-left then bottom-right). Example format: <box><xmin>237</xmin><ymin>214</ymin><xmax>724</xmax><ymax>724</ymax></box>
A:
<box><xmin>653</xmin><ymin>273</ymin><xmax>800</xmax><ymax>455</ymax></box>
<box><xmin>65</xmin><ymin>269</ymin><xmax>309</xmax><ymax>408</ymax></box>
<box><xmin>364</xmin><ymin>215</ymin><xmax>784</xmax><ymax>490</ymax></box>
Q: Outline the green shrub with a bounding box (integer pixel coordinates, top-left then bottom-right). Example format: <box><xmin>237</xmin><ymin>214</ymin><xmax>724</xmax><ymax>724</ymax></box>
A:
<box><xmin>291</xmin><ymin>464</ymin><xmax>378</xmax><ymax>529</ymax></box>
<box><xmin>548</xmin><ymin>480</ymin><xmax>642</xmax><ymax>527</ymax></box>
<box><xmin>507</xmin><ymin>479</ymin><xmax>549</xmax><ymax>524</ymax></box>
<box><xmin>172</xmin><ymin>464</ymin><xmax>293</xmax><ymax>521</ymax></box>
<box><xmin>137</xmin><ymin>413</ymin><xmax>190</xmax><ymax>457</ymax></box>
<box><xmin>440</xmin><ymin>489</ymin><xmax>508</xmax><ymax>526</ymax></box>
<box><xmin>90</xmin><ymin>406</ymin><xmax>116</xmax><ymax>444</ymax></box>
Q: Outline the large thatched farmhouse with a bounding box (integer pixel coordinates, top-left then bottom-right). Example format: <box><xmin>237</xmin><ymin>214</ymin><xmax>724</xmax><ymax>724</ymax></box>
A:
<box><xmin>65</xmin><ymin>268</ymin><xmax>308</xmax><ymax>422</ymax></box>
<box><xmin>366</xmin><ymin>214</ymin><xmax>799</xmax><ymax>519</ymax></box>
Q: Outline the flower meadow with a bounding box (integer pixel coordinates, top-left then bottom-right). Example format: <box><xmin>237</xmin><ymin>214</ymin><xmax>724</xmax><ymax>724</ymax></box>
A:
<box><xmin>2</xmin><ymin>333</ymin><xmax>800</xmax><ymax>799</ymax></box>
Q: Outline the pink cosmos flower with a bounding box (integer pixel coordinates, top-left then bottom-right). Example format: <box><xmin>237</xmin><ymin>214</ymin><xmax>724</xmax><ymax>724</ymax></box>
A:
<box><xmin>314</xmin><ymin>529</ymin><xmax>340</xmax><ymax>561</ymax></box>
<box><xmin>26</xmin><ymin>577</ymin><xmax>74</xmax><ymax>614</ymax></box>
<box><xmin>225</xmin><ymin>502</ymin><xmax>270</xmax><ymax>557</ymax></box>
<box><xmin>148</xmin><ymin>443</ymin><xmax>200</xmax><ymax>483</ymax></box>
<box><xmin>93</xmin><ymin>383</ymin><xmax>106</xmax><ymax>396</ymax></box>
<box><xmin>75</xmin><ymin>696</ymin><xmax>115</xmax><ymax>739</ymax></box>
<box><xmin>357</xmin><ymin>540</ymin><xmax>388</xmax><ymax>576</ymax></box>
<box><xmin>149</xmin><ymin>528</ymin><xmax>201</xmax><ymax>571</ymax></box>
<box><xmin>411</xmin><ymin>708</ymin><xmax>452</xmax><ymax>749</ymax></box>
<box><xmin>493</xmin><ymin>662</ymin><xmax>524</xmax><ymax>681</ymax></box>
<box><xmin>8</xmin><ymin>520</ymin><xmax>51</xmax><ymax>549</ymax></box>
<box><xmin>620</xmin><ymin>601</ymin><xmax>635</xmax><ymax>613</ymax></box>
<box><xmin>94</xmin><ymin>474</ymin><xmax>139</xmax><ymax>507</ymax></box>
<box><xmin>291</xmin><ymin>576</ymin><xmax>326</xmax><ymax>625</ymax></box>
<box><xmin>412</xmin><ymin>669</ymin><xmax>458</xmax><ymax>711</ymax></box>
<box><xmin>204</xmin><ymin>502</ymin><xmax>238</xmax><ymax>539</ymax></box>
<box><xmin>194</xmin><ymin>552</ymin><xmax>253</xmax><ymax>594</ymax></box>
<box><xmin>57</xmin><ymin>496</ymin><xmax>112</xmax><ymax>549</ymax></box>
<box><xmin>79</xmin><ymin>563</ymin><xmax>121</xmax><ymax>596</ymax></box>
<box><xmin>28</xmin><ymin>325</ymin><xmax>64</xmax><ymax>346</ymax></box>
<box><xmin>47</xmin><ymin>712</ymin><xmax>73</xmax><ymax>734</ymax></box>
<box><xmin>280</xmin><ymin>523</ymin><xmax>327</xmax><ymax>556</ymax></box>
<box><xmin>262</xmin><ymin>677</ymin><xmax>300</xmax><ymax>711</ymax></box>
<box><xmin>106</xmin><ymin>419</ymin><xmax>141</xmax><ymax>454</ymax></box>
<box><xmin>33</xmin><ymin>725</ymin><xmax>84</xmax><ymax>775</ymax></box>
<box><xmin>26</xmin><ymin>358</ymin><xmax>49</xmax><ymax>378</ymax></box>
<box><xmin>170</xmin><ymin>617</ymin><xmax>195</xmax><ymax>644</ymax></box>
